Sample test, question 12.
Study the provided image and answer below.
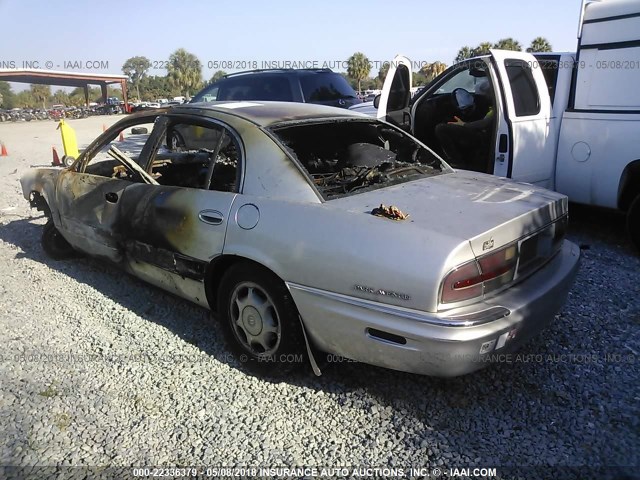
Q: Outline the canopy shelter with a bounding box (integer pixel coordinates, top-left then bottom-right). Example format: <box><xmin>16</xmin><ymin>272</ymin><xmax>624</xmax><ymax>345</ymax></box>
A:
<box><xmin>0</xmin><ymin>69</ymin><xmax>129</xmax><ymax>108</ymax></box>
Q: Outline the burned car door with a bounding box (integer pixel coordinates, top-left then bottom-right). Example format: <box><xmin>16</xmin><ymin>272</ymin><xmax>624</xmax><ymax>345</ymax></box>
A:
<box><xmin>118</xmin><ymin>116</ymin><xmax>240</xmax><ymax>302</ymax></box>
<box><xmin>55</xmin><ymin>117</ymin><xmax>159</xmax><ymax>262</ymax></box>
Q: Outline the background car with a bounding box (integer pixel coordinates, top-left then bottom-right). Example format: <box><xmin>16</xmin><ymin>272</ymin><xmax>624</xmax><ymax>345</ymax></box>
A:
<box><xmin>21</xmin><ymin>101</ymin><xmax>579</xmax><ymax>378</ymax></box>
<box><xmin>191</xmin><ymin>69</ymin><xmax>362</xmax><ymax>109</ymax></box>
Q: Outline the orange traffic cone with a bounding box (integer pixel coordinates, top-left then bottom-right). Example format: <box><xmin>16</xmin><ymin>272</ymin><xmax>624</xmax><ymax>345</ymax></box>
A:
<box><xmin>52</xmin><ymin>146</ymin><xmax>61</xmax><ymax>166</ymax></box>
<box><xmin>118</xmin><ymin>132</ymin><xmax>124</xmax><ymax>142</ymax></box>
<box><xmin>0</xmin><ymin>143</ymin><xmax>7</xmax><ymax>156</ymax></box>
<box><xmin>102</xmin><ymin>124</ymin><xmax>107</xmax><ymax>132</ymax></box>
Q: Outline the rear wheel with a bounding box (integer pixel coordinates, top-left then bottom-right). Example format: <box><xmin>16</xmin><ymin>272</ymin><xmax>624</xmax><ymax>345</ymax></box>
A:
<box><xmin>217</xmin><ymin>263</ymin><xmax>306</xmax><ymax>375</ymax></box>
<box><xmin>41</xmin><ymin>220</ymin><xmax>76</xmax><ymax>260</ymax></box>
<box><xmin>627</xmin><ymin>194</ymin><xmax>640</xmax><ymax>252</ymax></box>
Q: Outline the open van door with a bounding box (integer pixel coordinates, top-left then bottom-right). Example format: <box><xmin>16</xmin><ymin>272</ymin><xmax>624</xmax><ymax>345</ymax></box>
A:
<box><xmin>376</xmin><ymin>55</ymin><xmax>412</xmax><ymax>129</ymax></box>
<box><xmin>489</xmin><ymin>49</ymin><xmax>554</xmax><ymax>186</ymax></box>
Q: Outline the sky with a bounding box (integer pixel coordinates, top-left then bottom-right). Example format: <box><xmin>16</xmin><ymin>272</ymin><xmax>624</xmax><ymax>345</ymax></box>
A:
<box><xmin>0</xmin><ymin>0</ymin><xmax>583</xmax><ymax>91</ymax></box>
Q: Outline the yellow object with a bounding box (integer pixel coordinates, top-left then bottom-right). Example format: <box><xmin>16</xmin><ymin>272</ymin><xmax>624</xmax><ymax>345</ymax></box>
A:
<box><xmin>57</xmin><ymin>119</ymin><xmax>80</xmax><ymax>159</ymax></box>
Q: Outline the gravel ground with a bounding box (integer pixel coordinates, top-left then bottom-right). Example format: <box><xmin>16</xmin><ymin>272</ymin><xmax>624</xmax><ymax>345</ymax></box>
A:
<box><xmin>0</xmin><ymin>117</ymin><xmax>638</xmax><ymax>480</ymax></box>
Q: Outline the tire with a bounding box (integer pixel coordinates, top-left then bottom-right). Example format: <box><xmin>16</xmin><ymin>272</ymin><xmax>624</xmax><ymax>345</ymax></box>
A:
<box><xmin>41</xmin><ymin>220</ymin><xmax>76</xmax><ymax>260</ymax></box>
<box><xmin>169</xmin><ymin>130</ymin><xmax>185</xmax><ymax>151</ymax></box>
<box><xmin>627</xmin><ymin>194</ymin><xmax>640</xmax><ymax>252</ymax></box>
<box><xmin>217</xmin><ymin>262</ymin><xmax>307</xmax><ymax>376</ymax></box>
<box><xmin>131</xmin><ymin>127</ymin><xmax>148</xmax><ymax>135</ymax></box>
<box><xmin>62</xmin><ymin>156</ymin><xmax>75</xmax><ymax>167</ymax></box>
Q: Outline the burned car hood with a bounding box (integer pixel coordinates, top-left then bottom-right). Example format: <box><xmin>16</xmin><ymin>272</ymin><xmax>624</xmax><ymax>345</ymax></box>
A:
<box><xmin>329</xmin><ymin>170</ymin><xmax>567</xmax><ymax>255</ymax></box>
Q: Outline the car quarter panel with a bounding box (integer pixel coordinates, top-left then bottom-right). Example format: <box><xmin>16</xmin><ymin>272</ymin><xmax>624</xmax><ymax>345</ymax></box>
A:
<box><xmin>222</xmin><ymin>195</ymin><xmax>473</xmax><ymax>314</ymax></box>
<box><xmin>235</xmin><ymin>122</ymin><xmax>320</xmax><ymax>203</ymax></box>
<box><xmin>20</xmin><ymin>168</ymin><xmax>61</xmax><ymax>221</ymax></box>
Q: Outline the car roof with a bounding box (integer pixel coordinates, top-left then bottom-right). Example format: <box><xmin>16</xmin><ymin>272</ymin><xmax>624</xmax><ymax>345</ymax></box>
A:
<box><xmin>222</xmin><ymin>68</ymin><xmax>333</xmax><ymax>78</ymax></box>
<box><xmin>173</xmin><ymin>101</ymin><xmax>366</xmax><ymax>127</ymax></box>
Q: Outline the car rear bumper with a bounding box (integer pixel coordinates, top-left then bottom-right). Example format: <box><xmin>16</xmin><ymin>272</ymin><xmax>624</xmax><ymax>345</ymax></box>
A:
<box><xmin>288</xmin><ymin>240</ymin><xmax>580</xmax><ymax>377</ymax></box>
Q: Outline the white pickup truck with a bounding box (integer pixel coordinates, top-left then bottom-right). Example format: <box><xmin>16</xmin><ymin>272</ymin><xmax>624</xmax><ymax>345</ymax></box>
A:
<box><xmin>374</xmin><ymin>0</ymin><xmax>640</xmax><ymax>249</ymax></box>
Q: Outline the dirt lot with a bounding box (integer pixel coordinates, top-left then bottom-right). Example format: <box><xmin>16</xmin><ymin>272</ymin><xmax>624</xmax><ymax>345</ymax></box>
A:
<box><xmin>0</xmin><ymin>116</ymin><xmax>638</xmax><ymax>479</ymax></box>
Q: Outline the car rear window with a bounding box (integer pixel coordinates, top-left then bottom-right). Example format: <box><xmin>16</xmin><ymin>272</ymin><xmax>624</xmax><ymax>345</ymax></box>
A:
<box><xmin>300</xmin><ymin>73</ymin><xmax>358</xmax><ymax>102</ymax></box>
<box><xmin>270</xmin><ymin>120</ymin><xmax>448</xmax><ymax>200</ymax></box>
<box><xmin>193</xmin><ymin>75</ymin><xmax>294</xmax><ymax>102</ymax></box>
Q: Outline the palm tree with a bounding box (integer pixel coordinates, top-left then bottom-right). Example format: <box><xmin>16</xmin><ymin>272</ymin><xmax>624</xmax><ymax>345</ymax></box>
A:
<box><xmin>209</xmin><ymin>70</ymin><xmax>227</xmax><ymax>84</ymax></box>
<box><xmin>455</xmin><ymin>46</ymin><xmax>474</xmax><ymax>63</ymax></box>
<box><xmin>52</xmin><ymin>90</ymin><xmax>69</xmax><ymax>105</ymax></box>
<box><xmin>167</xmin><ymin>48</ymin><xmax>203</xmax><ymax>98</ymax></box>
<box><xmin>30</xmin><ymin>84</ymin><xmax>51</xmax><ymax>109</ymax></box>
<box><xmin>122</xmin><ymin>56</ymin><xmax>151</xmax><ymax>101</ymax></box>
<box><xmin>421</xmin><ymin>61</ymin><xmax>447</xmax><ymax>83</ymax></box>
<box><xmin>473</xmin><ymin>42</ymin><xmax>494</xmax><ymax>56</ymax></box>
<box><xmin>378</xmin><ymin>62</ymin><xmax>390</xmax><ymax>83</ymax></box>
<box><xmin>527</xmin><ymin>37</ymin><xmax>553</xmax><ymax>53</ymax></box>
<box><xmin>347</xmin><ymin>52</ymin><xmax>371</xmax><ymax>93</ymax></box>
<box><xmin>493</xmin><ymin>38</ymin><xmax>523</xmax><ymax>51</ymax></box>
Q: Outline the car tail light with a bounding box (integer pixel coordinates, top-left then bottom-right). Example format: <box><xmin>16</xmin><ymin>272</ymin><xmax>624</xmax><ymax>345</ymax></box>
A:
<box><xmin>441</xmin><ymin>244</ymin><xmax>518</xmax><ymax>304</ymax></box>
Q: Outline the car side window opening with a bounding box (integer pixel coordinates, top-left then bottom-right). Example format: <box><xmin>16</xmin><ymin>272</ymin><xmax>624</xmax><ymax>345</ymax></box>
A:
<box><xmin>504</xmin><ymin>59</ymin><xmax>540</xmax><ymax>116</ymax></box>
<box><xmin>149</xmin><ymin>121</ymin><xmax>239</xmax><ymax>192</ymax></box>
<box><xmin>271</xmin><ymin>120</ymin><xmax>448</xmax><ymax>200</ymax></box>
<box><xmin>82</xmin><ymin>119</ymin><xmax>158</xmax><ymax>180</ymax></box>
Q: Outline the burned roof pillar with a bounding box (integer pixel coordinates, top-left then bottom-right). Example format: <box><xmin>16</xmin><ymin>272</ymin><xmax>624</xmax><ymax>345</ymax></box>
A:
<box><xmin>120</xmin><ymin>79</ymin><xmax>129</xmax><ymax>112</ymax></box>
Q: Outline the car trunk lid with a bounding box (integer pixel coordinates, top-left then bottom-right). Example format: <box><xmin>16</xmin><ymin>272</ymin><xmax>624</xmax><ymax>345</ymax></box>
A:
<box><xmin>329</xmin><ymin>170</ymin><xmax>567</xmax><ymax>255</ymax></box>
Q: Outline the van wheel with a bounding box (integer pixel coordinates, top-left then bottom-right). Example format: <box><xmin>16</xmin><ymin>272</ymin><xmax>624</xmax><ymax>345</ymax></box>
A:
<box><xmin>41</xmin><ymin>220</ymin><xmax>76</xmax><ymax>260</ymax></box>
<box><xmin>628</xmin><ymin>195</ymin><xmax>640</xmax><ymax>252</ymax></box>
<box><xmin>217</xmin><ymin>263</ymin><xmax>306</xmax><ymax>376</ymax></box>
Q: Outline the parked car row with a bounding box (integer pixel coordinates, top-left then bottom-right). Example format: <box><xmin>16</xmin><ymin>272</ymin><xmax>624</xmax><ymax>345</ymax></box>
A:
<box><xmin>0</xmin><ymin>108</ymin><xmax>50</xmax><ymax>122</ymax></box>
<box><xmin>0</xmin><ymin>103</ymin><xmax>129</xmax><ymax>122</ymax></box>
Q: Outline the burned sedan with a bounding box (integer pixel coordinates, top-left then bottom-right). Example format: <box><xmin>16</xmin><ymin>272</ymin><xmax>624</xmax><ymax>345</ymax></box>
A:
<box><xmin>21</xmin><ymin>101</ymin><xmax>580</xmax><ymax>377</ymax></box>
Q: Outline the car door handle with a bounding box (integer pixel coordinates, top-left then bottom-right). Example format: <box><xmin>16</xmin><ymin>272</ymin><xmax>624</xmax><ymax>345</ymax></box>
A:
<box><xmin>198</xmin><ymin>210</ymin><xmax>224</xmax><ymax>225</ymax></box>
<box><xmin>105</xmin><ymin>192</ymin><xmax>118</xmax><ymax>203</ymax></box>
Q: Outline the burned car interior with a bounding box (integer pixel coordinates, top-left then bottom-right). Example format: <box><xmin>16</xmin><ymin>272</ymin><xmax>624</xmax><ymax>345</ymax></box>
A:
<box><xmin>81</xmin><ymin>116</ymin><xmax>239</xmax><ymax>193</ymax></box>
<box><xmin>150</xmin><ymin>122</ymin><xmax>239</xmax><ymax>192</ymax></box>
<box><xmin>271</xmin><ymin>120</ymin><xmax>447</xmax><ymax>199</ymax></box>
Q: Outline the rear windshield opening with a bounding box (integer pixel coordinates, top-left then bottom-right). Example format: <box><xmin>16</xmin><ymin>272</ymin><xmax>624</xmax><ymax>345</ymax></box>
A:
<box><xmin>271</xmin><ymin>120</ymin><xmax>447</xmax><ymax>199</ymax></box>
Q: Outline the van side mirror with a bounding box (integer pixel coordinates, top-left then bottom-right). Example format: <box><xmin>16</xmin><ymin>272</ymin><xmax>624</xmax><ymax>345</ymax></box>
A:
<box><xmin>373</xmin><ymin>94</ymin><xmax>381</xmax><ymax>109</ymax></box>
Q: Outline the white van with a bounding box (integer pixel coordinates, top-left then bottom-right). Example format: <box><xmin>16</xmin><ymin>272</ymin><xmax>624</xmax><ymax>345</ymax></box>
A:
<box><xmin>376</xmin><ymin>0</ymin><xmax>640</xmax><ymax>248</ymax></box>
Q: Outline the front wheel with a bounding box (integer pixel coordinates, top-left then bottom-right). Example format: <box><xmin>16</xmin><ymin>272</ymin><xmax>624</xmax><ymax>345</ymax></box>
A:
<box><xmin>217</xmin><ymin>263</ymin><xmax>306</xmax><ymax>376</ymax></box>
<box><xmin>627</xmin><ymin>194</ymin><xmax>640</xmax><ymax>252</ymax></box>
<box><xmin>41</xmin><ymin>220</ymin><xmax>76</xmax><ymax>260</ymax></box>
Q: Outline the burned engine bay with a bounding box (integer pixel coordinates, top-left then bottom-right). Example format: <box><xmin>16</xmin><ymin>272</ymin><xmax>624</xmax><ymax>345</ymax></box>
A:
<box><xmin>271</xmin><ymin>120</ymin><xmax>447</xmax><ymax>199</ymax></box>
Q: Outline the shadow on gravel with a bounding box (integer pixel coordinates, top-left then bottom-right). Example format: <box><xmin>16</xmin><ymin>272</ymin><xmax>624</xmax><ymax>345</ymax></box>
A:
<box><xmin>568</xmin><ymin>202</ymin><xmax>636</xmax><ymax>255</ymax></box>
<box><xmin>1</xmin><ymin>214</ymin><xmax>637</xmax><ymax>470</ymax></box>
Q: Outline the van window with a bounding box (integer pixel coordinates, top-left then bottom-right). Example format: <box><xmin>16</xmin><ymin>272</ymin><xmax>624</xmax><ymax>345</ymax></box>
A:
<box><xmin>504</xmin><ymin>60</ymin><xmax>540</xmax><ymax>116</ymax></box>
<box><xmin>535</xmin><ymin>56</ymin><xmax>561</xmax><ymax>106</ymax></box>
<box><xmin>575</xmin><ymin>47</ymin><xmax>640</xmax><ymax>110</ymax></box>
<box><xmin>435</xmin><ymin>68</ymin><xmax>480</xmax><ymax>94</ymax></box>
